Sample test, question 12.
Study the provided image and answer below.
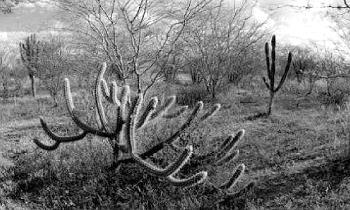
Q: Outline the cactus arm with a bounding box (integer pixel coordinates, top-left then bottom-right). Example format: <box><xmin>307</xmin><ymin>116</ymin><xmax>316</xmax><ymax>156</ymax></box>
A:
<box><xmin>164</xmin><ymin>101</ymin><xmax>204</xmax><ymax>145</ymax></box>
<box><xmin>265</xmin><ymin>42</ymin><xmax>270</xmax><ymax>78</ymax></box>
<box><xmin>129</xmin><ymin>93</ymin><xmax>143</xmax><ymax>152</ymax></box>
<box><xmin>207</xmin><ymin>131</ymin><xmax>243</xmax><ymax>165</ymax></box>
<box><xmin>270</xmin><ymin>35</ymin><xmax>276</xmax><ymax>88</ymax></box>
<box><xmin>139</xmin><ymin>141</ymin><xmax>166</xmax><ymax>159</ymax></box>
<box><xmin>98</xmin><ymin>65</ymin><xmax>120</xmax><ymax>105</ymax></box>
<box><xmin>64</xmin><ymin>78</ymin><xmax>75</xmax><ymax>114</ymax></box>
<box><xmin>33</xmin><ymin>138</ymin><xmax>60</xmax><ymax>151</ymax></box>
<box><xmin>150</xmin><ymin>95</ymin><xmax>176</xmax><ymax>120</ymax></box>
<box><xmin>19</xmin><ymin>43</ymin><xmax>28</xmax><ymax>63</ymax></box>
<box><xmin>110</xmin><ymin>81</ymin><xmax>120</xmax><ymax>105</ymax></box>
<box><xmin>214</xmin><ymin>150</ymin><xmax>239</xmax><ymax>166</ymax></box>
<box><xmin>100</xmin><ymin>79</ymin><xmax>120</xmax><ymax>105</ymax></box>
<box><xmin>136</xmin><ymin>97</ymin><xmax>158</xmax><ymax>129</ymax></box>
<box><xmin>188</xmin><ymin>136</ymin><xmax>234</xmax><ymax>166</ymax></box>
<box><xmin>19</xmin><ymin>42</ymin><xmax>31</xmax><ymax>68</ymax></box>
<box><xmin>219</xmin><ymin>164</ymin><xmax>245</xmax><ymax>190</ymax></box>
<box><xmin>139</xmin><ymin>101</ymin><xmax>204</xmax><ymax>159</ymax></box>
<box><xmin>189</xmin><ymin>130</ymin><xmax>244</xmax><ymax>166</ymax></box>
<box><xmin>162</xmin><ymin>106</ymin><xmax>188</xmax><ymax>119</ymax></box>
<box><xmin>195</xmin><ymin>133</ymin><xmax>240</xmax><ymax>165</ymax></box>
<box><xmin>95</xmin><ymin>106</ymin><xmax>115</xmax><ymax>147</ymax></box>
<box><xmin>95</xmin><ymin>63</ymin><xmax>110</xmax><ymax>132</ymax></box>
<box><xmin>220</xmin><ymin>134</ymin><xmax>236</xmax><ymax>149</ymax></box>
<box><xmin>119</xmin><ymin>95</ymin><xmax>139</xmax><ymax>153</ymax></box>
<box><xmin>96</xmin><ymin>82</ymin><xmax>110</xmax><ymax>131</ymax></box>
<box><xmin>224</xmin><ymin>182</ymin><xmax>255</xmax><ymax>197</ymax></box>
<box><xmin>275</xmin><ymin>52</ymin><xmax>292</xmax><ymax>92</ymax></box>
<box><xmin>40</xmin><ymin>118</ymin><xmax>87</xmax><ymax>142</ymax></box>
<box><xmin>64</xmin><ymin>79</ymin><xmax>114</xmax><ymax>138</ymax></box>
<box><xmin>114</xmin><ymin>107</ymin><xmax>124</xmax><ymax>134</ymax></box>
<box><xmin>100</xmin><ymin>78</ymin><xmax>111</xmax><ymax>99</ymax></box>
<box><xmin>118</xmin><ymin>86</ymin><xmax>132</xmax><ymax>153</ymax></box>
<box><xmin>70</xmin><ymin>110</ymin><xmax>115</xmax><ymax>137</ymax></box>
<box><xmin>199</xmin><ymin>103</ymin><xmax>221</xmax><ymax>121</ymax></box>
<box><xmin>167</xmin><ymin>171</ymin><xmax>208</xmax><ymax>187</ymax></box>
<box><xmin>120</xmin><ymin>85</ymin><xmax>130</xmax><ymax>120</ymax></box>
<box><xmin>262</xmin><ymin>77</ymin><xmax>270</xmax><ymax>89</ymax></box>
<box><xmin>216</xmin><ymin>130</ymin><xmax>244</xmax><ymax>158</ymax></box>
<box><xmin>132</xmin><ymin>145</ymin><xmax>193</xmax><ymax>177</ymax></box>
<box><xmin>95</xmin><ymin>109</ymin><xmax>103</xmax><ymax>130</ymax></box>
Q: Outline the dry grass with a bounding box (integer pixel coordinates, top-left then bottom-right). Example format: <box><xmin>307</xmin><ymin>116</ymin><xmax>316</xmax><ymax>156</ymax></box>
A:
<box><xmin>2</xmin><ymin>81</ymin><xmax>350</xmax><ymax>209</ymax></box>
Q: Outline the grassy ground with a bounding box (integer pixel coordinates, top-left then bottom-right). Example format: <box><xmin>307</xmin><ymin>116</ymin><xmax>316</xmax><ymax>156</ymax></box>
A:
<box><xmin>1</xmin><ymin>81</ymin><xmax>350</xmax><ymax>209</ymax></box>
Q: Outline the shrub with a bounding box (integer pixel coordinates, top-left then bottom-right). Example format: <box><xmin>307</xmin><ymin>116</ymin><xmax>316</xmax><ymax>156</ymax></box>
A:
<box><xmin>0</xmin><ymin>61</ymin><xmax>25</xmax><ymax>100</ymax></box>
<box><xmin>317</xmin><ymin>78</ymin><xmax>350</xmax><ymax>108</ymax></box>
<box><xmin>176</xmin><ymin>85</ymin><xmax>209</xmax><ymax>107</ymax></box>
<box><xmin>317</xmin><ymin>90</ymin><xmax>349</xmax><ymax>108</ymax></box>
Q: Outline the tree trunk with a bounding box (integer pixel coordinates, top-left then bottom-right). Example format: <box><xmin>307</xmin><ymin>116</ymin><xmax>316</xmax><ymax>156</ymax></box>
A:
<box><xmin>267</xmin><ymin>91</ymin><xmax>274</xmax><ymax>116</ymax></box>
<box><xmin>211</xmin><ymin>84</ymin><xmax>216</xmax><ymax>99</ymax></box>
<box><xmin>53</xmin><ymin>94</ymin><xmax>59</xmax><ymax>107</ymax></box>
<box><xmin>211</xmin><ymin>90</ymin><xmax>216</xmax><ymax>99</ymax></box>
<box><xmin>306</xmin><ymin>76</ymin><xmax>314</xmax><ymax>96</ymax></box>
<box><xmin>30</xmin><ymin>75</ymin><xmax>36</xmax><ymax>98</ymax></box>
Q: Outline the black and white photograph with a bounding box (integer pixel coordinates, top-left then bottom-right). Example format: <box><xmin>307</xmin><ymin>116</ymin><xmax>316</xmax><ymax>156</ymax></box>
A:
<box><xmin>1</xmin><ymin>0</ymin><xmax>350</xmax><ymax>209</ymax></box>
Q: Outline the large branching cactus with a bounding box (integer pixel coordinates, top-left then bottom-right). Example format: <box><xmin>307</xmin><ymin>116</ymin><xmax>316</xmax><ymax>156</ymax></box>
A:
<box><xmin>33</xmin><ymin>62</ymin><xmax>248</xmax><ymax>190</ymax></box>
<box><xmin>263</xmin><ymin>35</ymin><xmax>292</xmax><ymax>116</ymax></box>
<box><xmin>19</xmin><ymin>34</ymin><xmax>40</xmax><ymax>98</ymax></box>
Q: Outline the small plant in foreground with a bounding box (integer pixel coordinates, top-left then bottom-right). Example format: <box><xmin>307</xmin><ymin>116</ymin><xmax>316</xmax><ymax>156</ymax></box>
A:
<box><xmin>263</xmin><ymin>35</ymin><xmax>292</xmax><ymax>116</ymax></box>
<box><xmin>33</xmin><ymin>62</ymin><xmax>250</xmax><ymax>194</ymax></box>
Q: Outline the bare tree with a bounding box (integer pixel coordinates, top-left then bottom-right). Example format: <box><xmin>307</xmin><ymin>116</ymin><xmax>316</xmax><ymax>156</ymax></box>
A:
<box><xmin>56</xmin><ymin>0</ymin><xmax>211</xmax><ymax>94</ymax></box>
<box><xmin>36</xmin><ymin>37</ymin><xmax>72</xmax><ymax>106</ymax></box>
<box><xmin>315</xmin><ymin>51</ymin><xmax>349</xmax><ymax>96</ymax></box>
<box><xmin>285</xmin><ymin>45</ymin><xmax>318</xmax><ymax>95</ymax></box>
<box><xmin>182</xmin><ymin>0</ymin><xmax>265</xmax><ymax>98</ymax></box>
<box><xmin>0</xmin><ymin>51</ymin><xmax>25</xmax><ymax>99</ymax></box>
<box><xmin>290</xmin><ymin>46</ymin><xmax>350</xmax><ymax>96</ymax></box>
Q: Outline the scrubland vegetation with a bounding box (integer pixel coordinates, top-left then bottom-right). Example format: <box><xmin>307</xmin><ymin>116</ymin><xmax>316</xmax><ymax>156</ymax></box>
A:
<box><xmin>3</xmin><ymin>0</ymin><xmax>350</xmax><ymax>209</ymax></box>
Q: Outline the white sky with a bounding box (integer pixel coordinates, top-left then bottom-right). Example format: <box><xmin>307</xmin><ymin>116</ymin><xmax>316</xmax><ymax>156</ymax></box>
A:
<box><xmin>0</xmin><ymin>0</ymin><xmax>348</xmax><ymax>52</ymax></box>
<box><xmin>252</xmin><ymin>0</ymin><xmax>347</xmax><ymax>51</ymax></box>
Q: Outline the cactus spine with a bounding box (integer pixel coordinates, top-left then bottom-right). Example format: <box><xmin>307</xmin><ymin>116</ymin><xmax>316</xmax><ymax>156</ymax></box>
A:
<box><xmin>19</xmin><ymin>34</ymin><xmax>40</xmax><ymax>97</ymax></box>
<box><xmin>263</xmin><ymin>35</ymin><xmax>292</xmax><ymax>116</ymax></box>
<box><xmin>34</xmin><ymin>62</ymin><xmax>248</xmax><ymax>190</ymax></box>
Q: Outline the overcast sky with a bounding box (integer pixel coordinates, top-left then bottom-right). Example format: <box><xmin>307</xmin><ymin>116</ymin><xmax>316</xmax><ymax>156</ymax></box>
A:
<box><xmin>253</xmin><ymin>0</ymin><xmax>345</xmax><ymax>49</ymax></box>
<box><xmin>0</xmin><ymin>0</ymin><xmax>347</xmax><ymax>52</ymax></box>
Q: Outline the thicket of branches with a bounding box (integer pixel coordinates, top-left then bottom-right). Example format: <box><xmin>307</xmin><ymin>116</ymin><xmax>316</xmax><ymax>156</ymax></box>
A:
<box><xmin>55</xmin><ymin>0</ymin><xmax>213</xmax><ymax>94</ymax></box>
<box><xmin>181</xmin><ymin>0</ymin><xmax>265</xmax><ymax>98</ymax></box>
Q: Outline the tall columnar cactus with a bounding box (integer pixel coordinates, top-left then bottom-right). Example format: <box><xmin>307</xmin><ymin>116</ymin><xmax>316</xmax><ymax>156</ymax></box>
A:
<box><xmin>33</xmin><ymin>62</ymin><xmax>249</xmax><ymax>191</ymax></box>
<box><xmin>19</xmin><ymin>34</ymin><xmax>40</xmax><ymax>97</ymax></box>
<box><xmin>263</xmin><ymin>35</ymin><xmax>292</xmax><ymax>116</ymax></box>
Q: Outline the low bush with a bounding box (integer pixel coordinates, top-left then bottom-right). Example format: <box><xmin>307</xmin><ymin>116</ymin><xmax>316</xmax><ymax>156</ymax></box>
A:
<box><xmin>176</xmin><ymin>85</ymin><xmax>209</xmax><ymax>107</ymax></box>
<box><xmin>317</xmin><ymin>90</ymin><xmax>349</xmax><ymax>108</ymax></box>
